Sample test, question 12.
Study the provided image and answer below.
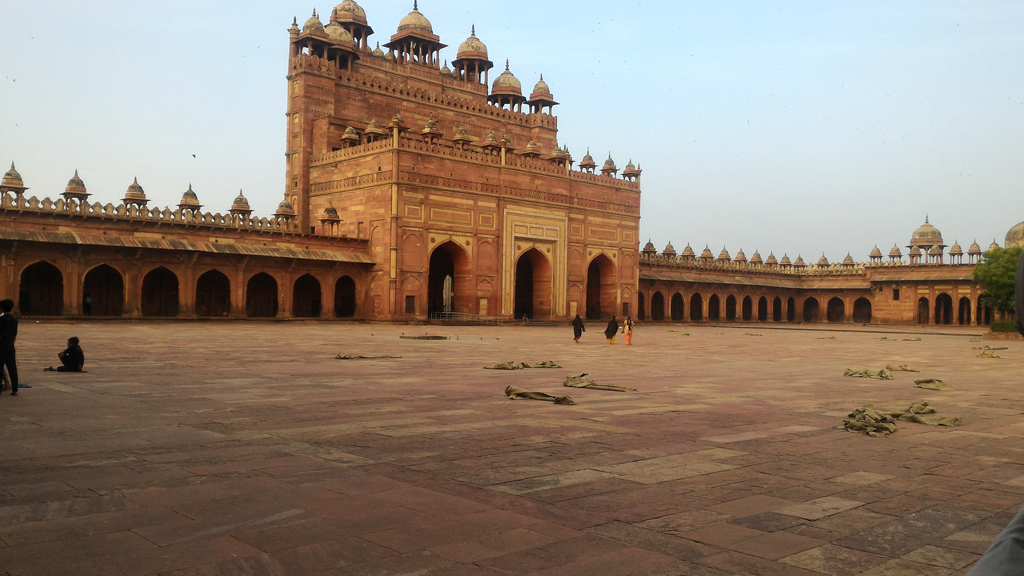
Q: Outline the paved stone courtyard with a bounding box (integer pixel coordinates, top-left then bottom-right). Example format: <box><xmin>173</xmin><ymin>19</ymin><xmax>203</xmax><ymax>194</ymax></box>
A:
<box><xmin>0</xmin><ymin>321</ymin><xmax>1021</xmax><ymax>575</ymax></box>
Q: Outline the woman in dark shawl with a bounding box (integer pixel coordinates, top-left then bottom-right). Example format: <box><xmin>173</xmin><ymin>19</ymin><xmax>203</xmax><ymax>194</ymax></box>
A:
<box><xmin>604</xmin><ymin>316</ymin><xmax>619</xmax><ymax>344</ymax></box>
<box><xmin>572</xmin><ymin>315</ymin><xmax>585</xmax><ymax>343</ymax></box>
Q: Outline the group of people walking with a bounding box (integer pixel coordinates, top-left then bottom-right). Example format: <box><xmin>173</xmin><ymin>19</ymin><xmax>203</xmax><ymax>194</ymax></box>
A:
<box><xmin>571</xmin><ymin>314</ymin><xmax>634</xmax><ymax>345</ymax></box>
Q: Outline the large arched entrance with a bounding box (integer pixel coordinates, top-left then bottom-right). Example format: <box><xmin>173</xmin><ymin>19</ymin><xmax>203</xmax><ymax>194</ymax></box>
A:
<box><xmin>83</xmin><ymin>264</ymin><xmax>123</xmax><ymax>316</ymax></box>
<box><xmin>651</xmin><ymin>292</ymin><xmax>665</xmax><ymax>321</ymax></box>
<box><xmin>708</xmin><ymin>295</ymin><xmax>721</xmax><ymax>321</ymax></box>
<box><xmin>428</xmin><ymin>242</ymin><xmax>471</xmax><ymax>316</ymax></box>
<box><xmin>246</xmin><ymin>273</ymin><xmax>278</xmax><ymax>318</ymax></box>
<box><xmin>787</xmin><ymin>297</ymin><xmax>796</xmax><ymax>322</ymax></box>
<box><xmin>141</xmin><ymin>267</ymin><xmax>179</xmax><ymax>317</ymax></box>
<box><xmin>293</xmin><ymin>274</ymin><xmax>322</xmax><ymax>318</ymax></box>
<box><xmin>917</xmin><ymin>297</ymin><xmax>930</xmax><ymax>324</ymax></box>
<box><xmin>335</xmin><ymin>276</ymin><xmax>357</xmax><ymax>318</ymax></box>
<box><xmin>934</xmin><ymin>294</ymin><xmax>953</xmax><ymax>325</ymax></box>
<box><xmin>514</xmin><ymin>248</ymin><xmax>551</xmax><ymax>320</ymax></box>
<box><xmin>827</xmin><ymin>298</ymin><xmax>846</xmax><ymax>323</ymax></box>
<box><xmin>853</xmin><ymin>297</ymin><xmax>872</xmax><ymax>324</ymax></box>
<box><xmin>958</xmin><ymin>297</ymin><xmax>971</xmax><ymax>326</ymax></box>
<box><xmin>804</xmin><ymin>298</ymin><xmax>820</xmax><ymax>322</ymax></box>
<box><xmin>637</xmin><ymin>292</ymin><xmax>646</xmax><ymax>321</ymax></box>
<box><xmin>772</xmin><ymin>297</ymin><xmax>783</xmax><ymax>322</ymax></box>
<box><xmin>19</xmin><ymin>261</ymin><xmax>64</xmax><ymax>316</ymax></box>
<box><xmin>586</xmin><ymin>255</ymin><xmax>616</xmax><ymax>320</ymax></box>
<box><xmin>742</xmin><ymin>296</ymin><xmax>753</xmax><ymax>321</ymax></box>
<box><xmin>690</xmin><ymin>293</ymin><xmax>703</xmax><ymax>322</ymax></box>
<box><xmin>757</xmin><ymin>297</ymin><xmax>768</xmax><ymax>322</ymax></box>
<box><xmin>195</xmin><ymin>270</ymin><xmax>231</xmax><ymax>317</ymax></box>
<box><xmin>671</xmin><ymin>293</ymin><xmax>684</xmax><ymax>322</ymax></box>
<box><xmin>725</xmin><ymin>295</ymin><xmax>737</xmax><ymax>321</ymax></box>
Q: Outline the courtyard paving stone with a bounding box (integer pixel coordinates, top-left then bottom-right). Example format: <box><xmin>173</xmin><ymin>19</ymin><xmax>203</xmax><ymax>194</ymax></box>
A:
<box><xmin>0</xmin><ymin>321</ymin><xmax>1019</xmax><ymax>575</ymax></box>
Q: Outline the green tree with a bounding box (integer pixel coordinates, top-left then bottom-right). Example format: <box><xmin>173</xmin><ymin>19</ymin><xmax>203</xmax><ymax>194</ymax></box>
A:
<box><xmin>973</xmin><ymin>246</ymin><xmax>1022</xmax><ymax>316</ymax></box>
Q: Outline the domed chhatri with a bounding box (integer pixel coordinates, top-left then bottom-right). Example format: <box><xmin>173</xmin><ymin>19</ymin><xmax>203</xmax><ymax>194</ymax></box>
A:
<box><xmin>302</xmin><ymin>10</ymin><xmax>326</xmax><ymax>35</ymax></box>
<box><xmin>818</xmin><ymin>254</ymin><xmax>829</xmax><ymax>266</ymax></box>
<box><xmin>749</xmin><ymin>250</ymin><xmax>762</xmax><ymax>264</ymax></box>
<box><xmin>908</xmin><ymin>216</ymin><xmax>945</xmax><ymax>251</ymax></box>
<box><xmin>642</xmin><ymin>239</ymin><xmax>657</xmax><ymax>254</ymax></box>
<box><xmin>969</xmin><ymin>240</ymin><xmax>982</xmax><ymax>255</ymax></box>
<box><xmin>579</xmin><ymin>149</ymin><xmax>597</xmax><ymax>173</ymax></box>
<box><xmin>949</xmin><ymin>241</ymin><xmax>963</xmax><ymax>255</ymax></box>
<box><xmin>734</xmin><ymin>249</ymin><xmax>747</xmax><ymax>262</ymax></box>
<box><xmin>385</xmin><ymin>1</ymin><xmax>444</xmax><ymax>68</ymax></box>
<box><xmin>793</xmin><ymin>255</ymin><xmax>806</xmax><ymax>267</ymax></box>
<box><xmin>123</xmin><ymin>177</ymin><xmax>148</xmax><ymax>207</ymax></box>
<box><xmin>766</xmin><ymin>253</ymin><xmax>778</xmax><ymax>265</ymax></box>
<box><xmin>230</xmin><ymin>191</ymin><xmax>252</xmax><ymax>217</ymax></box>
<box><xmin>780</xmin><ymin>254</ymin><xmax>792</xmax><ymax>266</ymax></box>
<box><xmin>528</xmin><ymin>74</ymin><xmax>559</xmax><ymax>115</ymax></box>
<box><xmin>989</xmin><ymin>240</ymin><xmax>1000</xmax><ymax>252</ymax></box>
<box><xmin>601</xmin><ymin>154</ymin><xmax>618</xmax><ymax>177</ymax></box>
<box><xmin>452</xmin><ymin>25</ymin><xmax>493</xmax><ymax>85</ymax></box>
<box><xmin>326</xmin><ymin>21</ymin><xmax>355</xmax><ymax>44</ymax></box>
<box><xmin>1006</xmin><ymin>220</ymin><xmax>1024</xmax><ymax>249</ymax></box>
<box><xmin>663</xmin><ymin>241</ymin><xmax>677</xmax><ymax>256</ymax></box>
<box><xmin>682</xmin><ymin>244</ymin><xmax>696</xmax><ymax>258</ymax></box>
<box><xmin>0</xmin><ymin>161</ymin><xmax>27</xmax><ymax>194</ymax></box>
<box><xmin>397</xmin><ymin>1</ymin><xmax>433</xmax><ymax>34</ymax></box>
<box><xmin>718</xmin><ymin>247</ymin><xmax>731</xmax><ymax>261</ymax></box>
<box><xmin>869</xmin><ymin>245</ymin><xmax>883</xmax><ymax>259</ymax></box>
<box><xmin>63</xmin><ymin>169</ymin><xmax>89</xmax><ymax>201</ymax></box>
<box><xmin>843</xmin><ymin>253</ymin><xmax>855</xmax><ymax>266</ymax></box>
<box><xmin>700</xmin><ymin>245</ymin><xmax>714</xmax><ymax>259</ymax></box>
<box><xmin>275</xmin><ymin>197</ymin><xmax>296</xmax><ymax>220</ymax></box>
<box><xmin>331</xmin><ymin>0</ymin><xmax>367</xmax><ymax>25</ymax></box>
<box><xmin>457</xmin><ymin>25</ymin><xmax>488</xmax><ymax>60</ymax></box>
<box><xmin>371</xmin><ymin>42</ymin><xmax>384</xmax><ymax>57</ymax></box>
<box><xmin>178</xmin><ymin>184</ymin><xmax>202</xmax><ymax>212</ymax></box>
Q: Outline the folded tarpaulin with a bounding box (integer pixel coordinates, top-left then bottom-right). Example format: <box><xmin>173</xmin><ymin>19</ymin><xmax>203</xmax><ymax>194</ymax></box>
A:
<box><xmin>562</xmin><ymin>373</ymin><xmax>635</xmax><ymax>392</ymax></box>
<box><xmin>505</xmin><ymin>386</ymin><xmax>575</xmax><ymax>405</ymax></box>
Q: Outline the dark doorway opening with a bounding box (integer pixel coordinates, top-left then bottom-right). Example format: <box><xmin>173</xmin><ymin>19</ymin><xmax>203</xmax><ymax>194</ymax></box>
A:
<box><xmin>141</xmin><ymin>267</ymin><xmax>179</xmax><ymax>317</ymax></box>
<box><xmin>758</xmin><ymin>297</ymin><xmax>768</xmax><ymax>322</ymax></box>
<box><xmin>726</xmin><ymin>295</ymin><xmax>737</xmax><ymax>321</ymax></box>
<box><xmin>19</xmin><ymin>261</ymin><xmax>64</xmax><ymax>316</ymax></box>
<box><xmin>772</xmin><ymin>297</ymin><xmax>783</xmax><ymax>322</ymax></box>
<box><xmin>958</xmin><ymin>297</ymin><xmax>971</xmax><ymax>326</ymax></box>
<box><xmin>293</xmin><ymin>274</ymin><xmax>322</xmax><ymax>318</ymax></box>
<box><xmin>742</xmin><ymin>296</ymin><xmax>753</xmax><ymax>321</ymax></box>
<box><xmin>804</xmin><ymin>298</ymin><xmax>820</xmax><ymax>322</ymax></box>
<box><xmin>708</xmin><ymin>295</ymin><xmax>721</xmax><ymax>321</ymax></box>
<box><xmin>83</xmin><ymin>264</ymin><xmax>123</xmax><ymax>316</ymax></box>
<box><xmin>934</xmin><ymin>294</ymin><xmax>953</xmax><ymax>325</ymax></box>
<box><xmin>671</xmin><ymin>293</ymin><xmax>684</xmax><ymax>322</ymax></box>
<box><xmin>514</xmin><ymin>248</ymin><xmax>551</xmax><ymax>320</ymax></box>
<box><xmin>853</xmin><ymin>297</ymin><xmax>872</xmax><ymax>324</ymax></box>
<box><xmin>335</xmin><ymin>276</ymin><xmax>357</xmax><ymax>318</ymax></box>
<box><xmin>195</xmin><ymin>270</ymin><xmax>231</xmax><ymax>317</ymax></box>
<box><xmin>787</xmin><ymin>297</ymin><xmax>796</xmax><ymax>322</ymax></box>
<box><xmin>651</xmin><ymin>292</ymin><xmax>665</xmax><ymax>321</ymax></box>
<box><xmin>246</xmin><ymin>273</ymin><xmax>278</xmax><ymax>318</ymax></box>
<box><xmin>690</xmin><ymin>293</ymin><xmax>703</xmax><ymax>322</ymax></box>
<box><xmin>918</xmin><ymin>297</ymin><xmax>930</xmax><ymax>324</ymax></box>
<box><xmin>827</xmin><ymin>298</ymin><xmax>845</xmax><ymax>323</ymax></box>
<box><xmin>637</xmin><ymin>292</ymin><xmax>646</xmax><ymax>321</ymax></box>
<box><xmin>586</xmin><ymin>255</ymin><xmax>615</xmax><ymax>320</ymax></box>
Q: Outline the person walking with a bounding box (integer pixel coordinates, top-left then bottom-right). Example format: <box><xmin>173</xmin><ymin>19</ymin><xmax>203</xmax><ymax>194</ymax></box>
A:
<box><xmin>0</xmin><ymin>299</ymin><xmax>19</xmax><ymax>396</ymax></box>
<box><xmin>571</xmin><ymin>314</ymin><xmax>585</xmax><ymax>343</ymax></box>
<box><xmin>622</xmin><ymin>316</ymin><xmax>634</xmax><ymax>345</ymax></box>
<box><xmin>82</xmin><ymin>294</ymin><xmax>93</xmax><ymax>315</ymax></box>
<box><xmin>604</xmin><ymin>316</ymin><xmax>619</xmax><ymax>344</ymax></box>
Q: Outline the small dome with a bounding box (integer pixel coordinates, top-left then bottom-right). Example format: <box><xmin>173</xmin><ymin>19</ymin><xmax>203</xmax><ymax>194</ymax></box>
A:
<box><xmin>869</xmin><ymin>245</ymin><xmax>882</xmax><ymax>258</ymax></box>
<box><xmin>989</xmin><ymin>240</ymin><xmax>1000</xmax><ymax>252</ymax></box>
<box><xmin>843</xmin><ymin>253</ymin><xmax>855</xmax><ymax>265</ymax></box>
<box><xmin>818</xmin><ymin>254</ymin><xmax>829</xmax><ymax>266</ymax></box>
<box><xmin>969</xmin><ymin>240</ymin><xmax>982</xmax><ymax>255</ymax></box>
<box><xmin>125</xmin><ymin>177</ymin><xmax>146</xmax><ymax>198</ymax></box>
<box><xmin>602</xmin><ymin>154</ymin><xmax>617</xmax><ymax>171</ymax></box>
<box><xmin>365</xmin><ymin>118</ymin><xmax>385</xmax><ymax>135</ymax></box>
<box><xmin>326</xmin><ymin>21</ymin><xmax>355</xmax><ymax>44</ymax></box>
<box><xmin>398</xmin><ymin>5</ymin><xmax>433</xmax><ymax>34</ymax></box>
<box><xmin>794</xmin><ymin>255</ymin><xmax>806</xmax><ymax>267</ymax></box>
<box><xmin>483</xmin><ymin>131</ymin><xmax>498</xmax><ymax>144</ymax></box>
<box><xmin>682</xmin><ymin>244</ymin><xmax>696</xmax><ymax>257</ymax></box>
<box><xmin>325</xmin><ymin>205</ymin><xmax>339</xmax><ymax>216</ymax></box>
<box><xmin>889</xmin><ymin>245</ymin><xmax>903</xmax><ymax>257</ymax></box>
<box><xmin>66</xmin><ymin>170</ymin><xmax>85</xmax><ymax>190</ymax></box>
<box><xmin>440</xmin><ymin>61</ymin><xmax>452</xmax><ymax>76</ymax></box>
<box><xmin>780</xmin><ymin>254</ymin><xmax>792</xmax><ymax>265</ymax></box>
<box><xmin>623</xmin><ymin>160</ymin><xmax>637</xmax><ymax>173</ymax></box>
<box><xmin>372</xmin><ymin>42</ymin><xmax>385</xmax><ymax>57</ymax></box>
<box><xmin>276</xmin><ymin>198</ymin><xmax>296</xmax><ymax>216</ymax></box>
<box><xmin>735</xmin><ymin>249</ymin><xmax>747</xmax><ymax>262</ymax></box>
<box><xmin>526</xmin><ymin>139</ymin><xmax>540</xmax><ymax>151</ymax></box>
<box><xmin>700</xmin><ymin>245</ymin><xmax>714</xmax><ymax>259</ymax></box>
<box><xmin>911</xmin><ymin>217</ymin><xmax>943</xmax><ymax>244</ymax></box>
<box><xmin>928</xmin><ymin>245</ymin><xmax>942</xmax><ymax>255</ymax></box>
<box><xmin>750</xmin><ymin>250</ymin><xmax>762</xmax><ymax>264</ymax></box>
<box><xmin>718</xmin><ymin>247</ymin><xmax>731</xmax><ymax>261</ymax></box>
<box><xmin>303</xmin><ymin>11</ymin><xmax>325</xmax><ymax>34</ymax></box>
<box><xmin>179</xmin><ymin>184</ymin><xmax>200</xmax><ymax>207</ymax></box>
<box><xmin>232</xmin><ymin>190</ymin><xmax>249</xmax><ymax>208</ymax></box>
<box><xmin>642</xmin><ymin>239</ymin><xmax>657</xmax><ymax>253</ymax></box>
<box><xmin>949</xmin><ymin>241</ymin><xmax>963</xmax><ymax>255</ymax></box>
<box><xmin>491</xmin><ymin>61</ymin><xmax>523</xmax><ymax>94</ymax></box>
<box><xmin>457</xmin><ymin>26</ymin><xmax>488</xmax><ymax>59</ymax></box>
<box><xmin>532</xmin><ymin>75</ymin><xmax>551</xmax><ymax>96</ymax></box>
<box><xmin>384</xmin><ymin>50</ymin><xmax>395</xmax><ymax>61</ymax></box>
<box><xmin>1006</xmin><ymin>222</ymin><xmax>1024</xmax><ymax>249</ymax></box>
<box><xmin>331</xmin><ymin>0</ymin><xmax>367</xmax><ymax>25</ymax></box>
<box><xmin>663</xmin><ymin>241</ymin><xmax>677</xmax><ymax>256</ymax></box>
<box><xmin>579</xmin><ymin>149</ymin><xmax>596</xmax><ymax>168</ymax></box>
<box><xmin>2</xmin><ymin>162</ymin><xmax>24</xmax><ymax>186</ymax></box>
<box><xmin>909</xmin><ymin>246</ymin><xmax>922</xmax><ymax>256</ymax></box>
<box><xmin>766</xmin><ymin>253</ymin><xmax>778</xmax><ymax>265</ymax></box>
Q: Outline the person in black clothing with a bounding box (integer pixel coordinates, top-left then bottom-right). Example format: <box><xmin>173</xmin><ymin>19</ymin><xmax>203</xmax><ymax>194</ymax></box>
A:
<box><xmin>571</xmin><ymin>314</ymin><xmax>585</xmax><ymax>343</ymax></box>
<box><xmin>82</xmin><ymin>294</ymin><xmax>93</xmax><ymax>316</ymax></box>
<box><xmin>604</xmin><ymin>316</ymin><xmax>619</xmax><ymax>344</ymax></box>
<box><xmin>45</xmin><ymin>337</ymin><xmax>85</xmax><ymax>372</ymax></box>
<box><xmin>0</xmin><ymin>299</ymin><xmax>19</xmax><ymax>396</ymax></box>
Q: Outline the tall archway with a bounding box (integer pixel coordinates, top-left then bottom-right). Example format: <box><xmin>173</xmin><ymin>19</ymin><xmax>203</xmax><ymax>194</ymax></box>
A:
<box><xmin>757</xmin><ymin>297</ymin><xmax>768</xmax><ymax>322</ymax></box>
<box><xmin>853</xmin><ymin>297</ymin><xmax>872</xmax><ymax>324</ymax></box>
<box><xmin>742</xmin><ymin>296</ymin><xmax>753</xmax><ymax>322</ymax></box>
<box><xmin>514</xmin><ymin>248</ymin><xmax>551</xmax><ymax>320</ymax></box>
<box><xmin>804</xmin><ymin>298</ymin><xmax>820</xmax><ymax>322</ymax></box>
<box><xmin>827</xmin><ymin>298</ymin><xmax>845</xmax><ymax>323</ymax></box>
<box><xmin>83</xmin><ymin>264</ymin><xmax>123</xmax><ymax>316</ymax></box>
<box><xmin>651</xmin><ymin>291</ymin><xmax>665</xmax><ymax>321</ymax></box>
<box><xmin>690</xmin><ymin>293</ymin><xmax>703</xmax><ymax>322</ymax></box>
<box><xmin>787</xmin><ymin>297</ymin><xmax>796</xmax><ymax>322</ymax></box>
<box><xmin>586</xmin><ymin>254</ymin><xmax>616</xmax><ymax>320</ymax></box>
<box><xmin>917</xmin><ymin>297</ymin><xmax>930</xmax><ymax>324</ymax></box>
<box><xmin>708</xmin><ymin>295</ymin><xmax>721</xmax><ymax>321</ymax></box>
<box><xmin>772</xmin><ymin>297</ymin><xmax>783</xmax><ymax>322</ymax></box>
<box><xmin>428</xmin><ymin>242</ymin><xmax>470</xmax><ymax>316</ymax></box>
<box><xmin>335</xmin><ymin>276</ymin><xmax>357</xmax><ymax>318</ymax></box>
<box><xmin>637</xmin><ymin>292</ymin><xmax>646</xmax><ymax>321</ymax></box>
<box><xmin>141</xmin><ymin>267</ymin><xmax>179</xmax><ymax>317</ymax></box>
<box><xmin>195</xmin><ymin>270</ymin><xmax>231</xmax><ymax>317</ymax></box>
<box><xmin>958</xmin><ymin>297</ymin><xmax>971</xmax><ymax>326</ymax></box>
<box><xmin>726</xmin><ymin>295</ymin><xmax>737</xmax><ymax>321</ymax></box>
<box><xmin>977</xmin><ymin>296</ymin><xmax>992</xmax><ymax>326</ymax></box>
<box><xmin>293</xmin><ymin>274</ymin><xmax>322</xmax><ymax>318</ymax></box>
<box><xmin>246</xmin><ymin>273</ymin><xmax>278</xmax><ymax>318</ymax></box>
<box><xmin>671</xmin><ymin>293</ymin><xmax>684</xmax><ymax>322</ymax></box>
<box><xmin>19</xmin><ymin>261</ymin><xmax>64</xmax><ymax>316</ymax></box>
<box><xmin>934</xmin><ymin>294</ymin><xmax>953</xmax><ymax>325</ymax></box>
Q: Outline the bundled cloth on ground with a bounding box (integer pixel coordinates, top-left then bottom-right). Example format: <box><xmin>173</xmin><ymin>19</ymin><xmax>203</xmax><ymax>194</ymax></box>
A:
<box><xmin>336</xmin><ymin>354</ymin><xmax>401</xmax><ymax>360</ymax></box>
<box><xmin>504</xmin><ymin>386</ymin><xmax>575</xmax><ymax>405</ymax></box>
<box><xmin>484</xmin><ymin>361</ymin><xmax>561</xmax><ymax>370</ymax></box>
<box><xmin>914</xmin><ymin>378</ymin><xmax>949</xmax><ymax>390</ymax></box>
<box><xmin>978</xmin><ymin>350</ymin><xmax>1002</xmax><ymax>359</ymax></box>
<box><xmin>837</xmin><ymin>400</ymin><xmax>961</xmax><ymax>437</ymax></box>
<box><xmin>886</xmin><ymin>364</ymin><xmax>919</xmax><ymax>372</ymax></box>
<box><xmin>844</xmin><ymin>368</ymin><xmax>894</xmax><ymax>380</ymax></box>
<box><xmin>562</xmin><ymin>373</ymin><xmax>635</xmax><ymax>392</ymax></box>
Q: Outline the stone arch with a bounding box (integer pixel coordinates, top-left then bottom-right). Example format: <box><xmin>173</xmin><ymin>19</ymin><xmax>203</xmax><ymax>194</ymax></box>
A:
<box><xmin>918</xmin><ymin>297</ymin><xmax>930</xmax><ymax>324</ymax></box>
<box><xmin>934</xmin><ymin>293</ymin><xmax>953</xmax><ymax>325</ymax></box>
<box><xmin>671</xmin><ymin>293</ymin><xmax>685</xmax><ymax>322</ymax></box>
<box><xmin>195</xmin><ymin>269</ymin><xmax>231</xmax><ymax>317</ymax></box>
<box><xmin>637</xmin><ymin>291</ymin><xmax>646</xmax><ymax>321</ymax></box>
<box><xmin>804</xmin><ymin>297</ymin><xmax>820</xmax><ymax>322</ymax></box>
<box><xmin>586</xmin><ymin>254</ymin><xmax>616</xmax><ymax>320</ymax></box>
<box><xmin>690</xmin><ymin>293</ymin><xmax>704</xmax><ymax>322</ymax></box>
<box><xmin>293</xmin><ymin>274</ymin><xmax>323</xmax><ymax>318</ymax></box>
<box><xmin>246</xmin><ymin>272</ymin><xmax>278</xmax><ymax>318</ymax></box>
<box><xmin>772</xmin><ymin>297</ymin><xmax>783</xmax><ymax>322</ymax></box>
<box><xmin>83</xmin><ymin>264</ymin><xmax>124</xmax><ymax>316</ymax></box>
<box><xmin>787</xmin><ymin>297</ymin><xmax>796</xmax><ymax>322</ymax></box>
<box><xmin>853</xmin><ymin>297</ymin><xmax>872</xmax><ymax>324</ymax></box>
<box><xmin>827</xmin><ymin>297</ymin><xmax>845</xmax><ymax>323</ymax></box>
<box><xmin>141</xmin><ymin>267</ymin><xmax>179</xmax><ymax>317</ymax></box>
<box><xmin>757</xmin><ymin>297</ymin><xmax>768</xmax><ymax>322</ymax></box>
<box><xmin>19</xmin><ymin>261</ymin><xmax>64</xmax><ymax>316</ymax></box>
<box><xmin>957</xmin><ymin>297</ymin><xmax>971</xmax><ymax>326</ymax></box>
<box><xmin>708</xmin><ymin>294</ymin><xmax>721</xmax><ymax>321</ymax></box>
<box><xmin>726</xmin><ymin>295</ymin><xmax>737</xmax><ymax>321</ymax></box>
<box><xmin>977</xmin><ymin>296</ymin><xmax>992</xmax><ymax>325</ymax></box>
<box><xmin>429</xmin><ymin>241</ymin><xmax>471</xmax><ymax>316</ymax></box>
<box><xmin>651</xmin><ymin>291</ymin><xmax>665</xmax><ymax>321</ymax></box>
<box><xmin>742</xmin><ymin>296</ymin><xmax>753</xmax><ymax>322</ymax></box>
<box><xmin>514</xmin><ymin>247</ymin><xmax>552</xmax><ymax>320</ymax></box>
<box><xmin>335</xmin><ymin>276</ymin><xmax>357</xmax><ymax>318</ymax></box>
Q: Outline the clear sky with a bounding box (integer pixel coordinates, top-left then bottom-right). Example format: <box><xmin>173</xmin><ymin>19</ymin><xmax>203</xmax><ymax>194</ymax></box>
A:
<box><xmin>1</xmin><ymin>1</ymin><xmax>1022</xmax><ymax>261</ymax></box>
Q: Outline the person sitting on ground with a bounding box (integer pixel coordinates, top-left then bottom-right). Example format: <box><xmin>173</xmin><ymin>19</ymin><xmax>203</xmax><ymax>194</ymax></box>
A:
<box><xmin>45</xmin><ymin>337</ymin><xmax>85</xmax><ymax>372</ymax></box>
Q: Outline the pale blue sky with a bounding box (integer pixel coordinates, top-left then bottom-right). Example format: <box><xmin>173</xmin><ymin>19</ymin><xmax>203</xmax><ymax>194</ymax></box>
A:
<box><xmin>1</xmin><ymin>1</ymin><xmax>1022</xmax><ymax>260</ymax></box>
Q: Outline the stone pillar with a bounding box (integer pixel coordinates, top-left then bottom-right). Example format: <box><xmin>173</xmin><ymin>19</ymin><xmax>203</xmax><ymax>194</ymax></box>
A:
<box><xmin>702</xmin><ymin>297</ymin><xmax>709</xmax><ymax>323</ymax></box>
<box><xmin>232</xmin><ymin>260</ymin><xmax>248</xmax><ymax>318</ymax></box>
<box><xmin>323</xmin><ymin>273</ymin><xmax>336</xmax><ymax>319</ymax></box>
<box><xmin>125</xmin><ymin>265</ymin><xmax>142</xmax><ymax>319</ymax></box>
<box><xmin>279</xmin><ymin>271</ymin><xmax>292</xmax><ymax>319</ymax></box>
<box><xmin>181</xmin><ymin>257</ymin><xmax>198</xmax><ymax>318</ymax></box>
